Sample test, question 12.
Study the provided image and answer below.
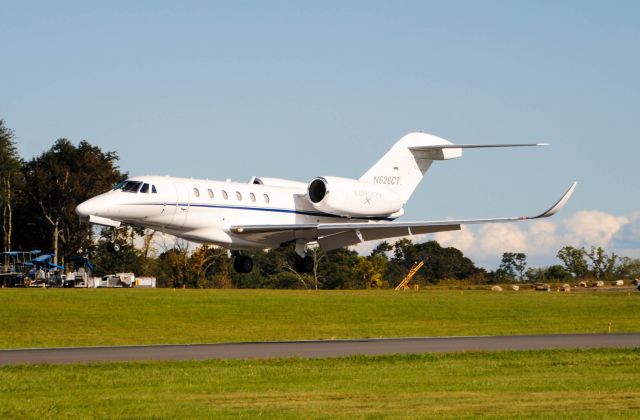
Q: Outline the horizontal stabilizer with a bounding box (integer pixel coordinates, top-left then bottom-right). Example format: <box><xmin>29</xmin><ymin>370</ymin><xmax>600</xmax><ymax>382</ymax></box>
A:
<box><xmin>408</xmin><ymin>143</ymin><xmax>548</xmax><ymax>161</ymax></box>
<box><xmin>409</xmin><ymin>143</ymin><xmax>548</xmax><ymax>151</ymax></box>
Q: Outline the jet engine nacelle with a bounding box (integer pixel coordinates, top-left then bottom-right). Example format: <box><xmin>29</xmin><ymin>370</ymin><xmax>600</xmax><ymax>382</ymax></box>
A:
<box><xmin>307</xmin><ymin>176</ymin><xmax>403</xmax><ymax>217</ymax></box>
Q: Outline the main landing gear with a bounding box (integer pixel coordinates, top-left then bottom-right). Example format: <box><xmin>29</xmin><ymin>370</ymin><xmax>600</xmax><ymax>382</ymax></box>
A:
<box><xmin>232</xmin><ymin>253</ymin><xmax>315</xmax><ymax>274</ymax></box>
<box><xmin>233</xmin><ymin>254</ymin><xmax>254</xmax><ymax>274</ymax></box>
<box><xmin>294</xmin><ymin>255</ymin><xmax>314</xmax><ymax>274</ymax></box>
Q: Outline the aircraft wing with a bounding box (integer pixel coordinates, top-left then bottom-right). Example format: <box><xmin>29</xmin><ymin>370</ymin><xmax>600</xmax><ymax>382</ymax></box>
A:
<box><xmin>230</xmin><ymin>182</ymin><xmax>577</xmax><ymax>251</ymax></box>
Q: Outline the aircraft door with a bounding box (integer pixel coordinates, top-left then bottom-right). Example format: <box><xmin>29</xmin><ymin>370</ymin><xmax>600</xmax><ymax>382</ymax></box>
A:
<box><xmin>173</xmin><ymin>183</ymin><xmax>189</xmax><ymax>227</ymax></box>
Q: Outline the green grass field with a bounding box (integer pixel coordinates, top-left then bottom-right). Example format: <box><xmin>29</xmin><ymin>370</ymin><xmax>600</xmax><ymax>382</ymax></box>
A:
<box><xmin>1</xmin><ymin>349</ymin><xmax>639</xmax><ymax>418</ymax></box>
<box><xmin>1</xmin><ymin>288</ymin><xmax>639</xmax><ymax>348</ymax></box>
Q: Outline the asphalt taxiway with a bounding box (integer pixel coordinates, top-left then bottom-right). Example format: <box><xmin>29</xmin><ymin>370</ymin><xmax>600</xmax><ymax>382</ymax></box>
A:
<box><xmin>1</xmin><ymin>333</ymin><xmax>639</xmax><ymax>365</ymax></box>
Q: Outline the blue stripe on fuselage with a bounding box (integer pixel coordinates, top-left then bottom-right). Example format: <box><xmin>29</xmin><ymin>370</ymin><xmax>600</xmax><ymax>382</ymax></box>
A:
<box><xmin>126</xmin><ymin>202</ymin><xmax>395</xmax><ymax>221</ymax></box>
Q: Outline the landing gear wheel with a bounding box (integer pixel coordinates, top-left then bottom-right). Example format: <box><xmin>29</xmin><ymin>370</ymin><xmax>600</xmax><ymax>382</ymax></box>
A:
<box><xmin>233</xmin><ymin>255</ymin><xmax>254</xmax><ymax>274</ymax></box>
<box><xmin>294</xmin><ymin>255</ymin><xmax>314</xmax><ymax>274</ymax></box>
<box><xmin>106</xmin><ymin>243</ymin><xmax>120</xmax><ymax>253</ymax></box>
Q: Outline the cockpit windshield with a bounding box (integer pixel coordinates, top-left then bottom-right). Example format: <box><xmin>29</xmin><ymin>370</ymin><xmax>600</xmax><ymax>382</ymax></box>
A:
<box><xmin>112</xmin><ymin>181</ymin><xmax>126</xmax><ymax>190</ymax></box>
<box><xmin>113</xmin><ymin>180</ymin><xmax>158</xmax><ymax>193</ymax></box>
<box><xmin>116</xmin><ymin>180</ymin><xmax>143</xmax><ymax>193</ymax></box>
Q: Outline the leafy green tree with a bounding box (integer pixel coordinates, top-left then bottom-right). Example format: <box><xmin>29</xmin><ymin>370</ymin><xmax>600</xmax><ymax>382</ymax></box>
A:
<box><xmin>370</xmin><ymin>241</ymin><xmax>393</xmax><ymax>258</ymax></box>
<box><xmin>0</xmin><ymin>120</ymin><xmax>23</xmax><ymax>270</ymax></box>
<box><xmin>586</xmin><ymin>246</ymin><xmax>618</xmax><ymax>280</ymax></box>
<box><xmin>391</xmin><ymin>238</ymin><xmax>420</xmax><ymax>270</ymax></box>
<box><xmin>489</xmin><ymin>267</ymin><xmax>513</xmax><ymax>284</ymax></box>
<box><xmin>423</xmin><ymin>242</ymin><xmax>479</xmax><ymax>283</ymax></box>
<box><xmin>318</xmin><ymin>248</ymin><xmax>361</xmax><ymax>289</ymax></box>
<box><xmin>616</xmin><ymin>257</ymin><xmax>640</xmax><ymax>280</ymax></box>
<box><xmin>556</xmin><ymin>246</ymin><xmax>588</xmax><ymax>278</ymax></box>
<box><xmin>525</xmin><ymin>267</ymin><xmax>544</xmax><ymax>283</ymax></box>
<box><xmin>354</xmin><ymin>254</ymin><xmax>388</xmax><ymax>289</ymax></box>
<box><xmin>92</xmin><ymin>240</ymin><xmax>143</xmax><ymax>277</ymax></box>
<box><xmin>233</xmin><ymin>245</ymin><xmax>307</xmax><ymax>289</ymax></box>
<box><xmin>263</xmin><ymin>271</ymin><xmax>307</xmax><ymax>289</ymax></box>
<box><xmin>17</xmin><ymin>139</ymin><xmax>122</xmax><ymax>265</ymax></box>
<box><xmin>544</xmin><ymin>264</ymin><xmax>571</xmax><ymax>281</ymax></box>
<box><xmin>386</xmin><ymin>239</ymin><xmax>480</xmax><ymax>286</ymax></box>
<box><xmin>155</xmin><ymin>247</ymin><xmax>189</xmax><ymax>288</ymax></box>
<box><xmin>185</xmin><ymin>244</ymin><xmax>232</xmax><ymax>288</ymax></box>
<box><xmin>499</xmin><ymin>252</ymin><xmax>527</xmax><ymax>281</ymax></box>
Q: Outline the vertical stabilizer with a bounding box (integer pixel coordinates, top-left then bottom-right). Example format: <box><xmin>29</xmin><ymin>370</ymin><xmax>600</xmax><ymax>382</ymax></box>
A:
<box><xmin>359</xmin><ymin>132</ymin><xmax>458</xmax><ymax>204</ymax></box>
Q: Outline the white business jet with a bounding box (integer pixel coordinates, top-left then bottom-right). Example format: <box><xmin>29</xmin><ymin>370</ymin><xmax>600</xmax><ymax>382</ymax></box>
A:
<box><xmin>76</xmin><ymin>132</ymin><xmax>576</xmax><ymax>273</ymax></box>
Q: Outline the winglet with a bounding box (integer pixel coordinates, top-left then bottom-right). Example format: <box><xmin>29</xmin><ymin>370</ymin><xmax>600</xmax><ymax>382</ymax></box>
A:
<box><xmin>530</xmin><ymin>182</ymin><xmax>577</xmax><ymax>219</ymax></box>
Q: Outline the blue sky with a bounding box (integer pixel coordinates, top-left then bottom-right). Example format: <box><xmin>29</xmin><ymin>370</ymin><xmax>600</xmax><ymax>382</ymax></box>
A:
<box><xmin>2</xmin><ymin>1</ymin><xmax>638</xmax><ymax>266</ymax></box>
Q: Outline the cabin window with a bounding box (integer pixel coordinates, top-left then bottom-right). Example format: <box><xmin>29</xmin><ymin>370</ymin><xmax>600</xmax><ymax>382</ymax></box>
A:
<box><xmin>140</xmin><ymin>183</ymin><xmax>149</xmax><ymax>194</ymax></box>
<box><xmin>263</xmin><ymin>193</ymin><xmax>270</xmax><ymax>203</ymax></box>
<box><xmin>152</xmin><ymin>185</ymin><xmax>158</xmax><ymax>193</ymax></box>
<box><xmin>250</xmin><ymin>192</ymin><xmax>256</xmax><ymax>202</ymax></box>
<box><xmin>222</xmin><ymin>190</ymin><xmax>228</xmax><ymax>200</ymax></box>
<box><xmin>121</xmin><ymin>181</ymin><xmax>143</xmax><ymax>193</ymax></box>
<box><xmin>208</xmin><ymin>189</ymin><xmax>214</xmax><ymax>198</ymax></box>
<box><xmin>193</xmin><ymin>188</ymin><xmax>200</xmax><ymax>198</ymax></box>
<box><xmin>236</xmin><ymin>191</ymin><xmax>242</xmax><ymax>201</ymax></box>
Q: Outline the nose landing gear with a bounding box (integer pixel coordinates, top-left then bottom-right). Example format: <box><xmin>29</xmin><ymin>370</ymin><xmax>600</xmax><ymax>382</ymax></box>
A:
<box><xmin>106</xmin><ymin>242</ymin><xmax>121</xmax><ymax>253</ymax></box>
<box><xmin>106</xmin><ymin>227</ymin><xmax>121</xmax><ymax>253</ymax></box>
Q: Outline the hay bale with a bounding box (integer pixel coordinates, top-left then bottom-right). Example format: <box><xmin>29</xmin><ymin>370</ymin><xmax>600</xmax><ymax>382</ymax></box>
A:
<box><xmin>491</xmin><ymin>285</ymin><xmax>503</xmax><ymax>292</ymax></box>
<box><xmin>578</xmin><ymin>281</ymin><xmax>588</xmax><ymax>288</ymax></box>
<box><xmin>511</xmin><ymin>285</ymin><xmax>520</xmax><ymax>291</ymax></box>
<box><xmin>562</xmin><ymin>284</ymin><xmax>571</xmax><ymax>292</ymax></box>
<box><xmin>613</xmin><ymin>280</ymin><xmax>624</xmax><ymax>286</ymax></box>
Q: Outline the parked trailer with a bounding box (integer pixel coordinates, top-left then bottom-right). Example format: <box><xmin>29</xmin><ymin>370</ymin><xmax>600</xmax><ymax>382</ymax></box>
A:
<box><xmin>135</xmin><ymin>277</ymin><xmax>156</xmax><ymax>288</ymax></box>
<box><xmin>98</xmin><ymin>273</ymin><xmax>135</xmax><ymax>288</ymax></box>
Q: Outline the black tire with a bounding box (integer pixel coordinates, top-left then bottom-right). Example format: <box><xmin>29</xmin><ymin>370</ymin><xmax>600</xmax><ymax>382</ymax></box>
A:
<box><xmin>233</xmin><ymin>256</ymin><xmax>253</xmax><ymax>274</ymax></box>
<box><xmin>295</xmin><ymin>256</ymin><xmax>314</xmax><ymax>274</ymax></box>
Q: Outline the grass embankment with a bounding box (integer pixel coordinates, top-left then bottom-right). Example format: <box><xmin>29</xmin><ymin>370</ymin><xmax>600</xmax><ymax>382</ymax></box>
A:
<box><xmin>1</xmin><ymin>349</ymin><xmax>639</xmax><ymax>418</ymax></box>
<box><xmin>1</xmin><ymin>289</ymin><xmax>639</xmax><ymax>348</ymax></box>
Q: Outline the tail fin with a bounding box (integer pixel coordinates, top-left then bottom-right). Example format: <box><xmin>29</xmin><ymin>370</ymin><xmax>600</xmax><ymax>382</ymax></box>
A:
<box><xmin>360</xmin><ymin>132</ymin><xmax>547</xmax><ymax>204</ymax></box>
<box><xmin>360</xmin><ymin>132</ymin><xmax>457</xmax><ymax>204</ymax></box>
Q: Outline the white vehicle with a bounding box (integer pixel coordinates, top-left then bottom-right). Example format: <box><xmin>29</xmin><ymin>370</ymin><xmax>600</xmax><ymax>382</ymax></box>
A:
<box><xmin>76</xmin><ymin>132</ymin><xmax>576</xmax><ymax>274</ymax></box>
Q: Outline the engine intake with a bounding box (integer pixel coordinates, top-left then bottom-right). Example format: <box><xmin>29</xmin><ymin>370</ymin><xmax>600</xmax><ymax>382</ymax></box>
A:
<box><xmin>308</xmin><ymin>178</ymin><xmax>328</xmax><ymax>203</ymax></box>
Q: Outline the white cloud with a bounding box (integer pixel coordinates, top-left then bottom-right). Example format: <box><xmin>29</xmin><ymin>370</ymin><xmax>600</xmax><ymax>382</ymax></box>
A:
<box><xmin>611</xmin><ymin>211</ymin><xmax>640</xmax><ymax>258</ymax></box>
<box><xmin>433</xmin><ymin>227</ymin><xmax>468</xmax><ymax>253</ymax></box>
<box><xmin>560</xmin><ymin>211</ymin><xmax>629</xmax><ymax>249</ymax></box>
<box><xmin>434</xmin><ymin>220</ymin><xmax>558</xmax><ymax>260</ymax></box>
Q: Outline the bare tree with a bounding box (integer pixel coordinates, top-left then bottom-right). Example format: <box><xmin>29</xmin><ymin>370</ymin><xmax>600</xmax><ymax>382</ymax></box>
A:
<box><xmin>0</xmin><ymin>120</ymin><xmax>22</xmax><ymax>271</ymax></box>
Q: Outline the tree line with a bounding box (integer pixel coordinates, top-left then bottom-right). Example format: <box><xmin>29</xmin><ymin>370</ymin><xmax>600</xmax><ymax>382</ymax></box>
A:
<box><xmin>1</xmin><ymin>119</ymin><xmax>638</xmax><ymax>288</ymax></box>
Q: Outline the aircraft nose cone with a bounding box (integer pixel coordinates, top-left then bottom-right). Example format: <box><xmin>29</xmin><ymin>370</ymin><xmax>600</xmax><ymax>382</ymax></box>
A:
<box><xmin>76</xmin><ymin>198</ymin><xmax>97</xmax><ymax>218</ymax></box>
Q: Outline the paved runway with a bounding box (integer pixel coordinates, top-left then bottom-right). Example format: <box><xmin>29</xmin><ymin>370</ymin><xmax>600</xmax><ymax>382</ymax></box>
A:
<box><xmin>1</xmin><ymin>333</ymin><xmax>638</xmax><ymax>365</ymax></box>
